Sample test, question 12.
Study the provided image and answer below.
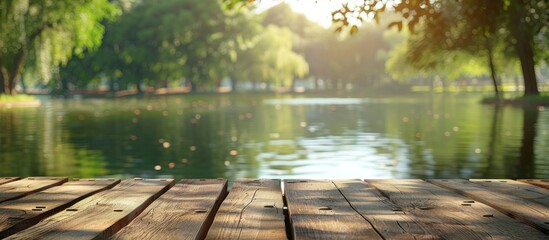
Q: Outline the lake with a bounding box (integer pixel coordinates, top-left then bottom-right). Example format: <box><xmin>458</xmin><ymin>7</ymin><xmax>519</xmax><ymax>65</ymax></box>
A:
<box><xmin>0</xmin><ymin>93</ymin><xmax>547</xmax><ymax>181</ymax></box>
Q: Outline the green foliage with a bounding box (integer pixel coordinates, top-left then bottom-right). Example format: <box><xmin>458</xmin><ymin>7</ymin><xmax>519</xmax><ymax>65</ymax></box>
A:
<box><xmin>19</xmin><ymin>0</ymin><xmax>544</xmax><ymax>94</ymax></box>
<box><xmin>0</xmin><ymin>94</ymin><xmax>36</xmax><ymax>102</ymax></box>
<box><xmin>233</xmin><ymin>25</ymin><xmax>309</xmax><ymax>88</ymax></box>
<box><xmin>64</xmin><ymin>0</ymin><xmax>263</xmax><ymax>92</ymax></box>
<box><xmin>330</xmin><ymin>0</ymin><xmax>548</xmax><ymax>95</ymax></box>
<box><xmin>0</xmin><ymin>0</ymin><xmax>119</xmax><ymax>94</ymax></box>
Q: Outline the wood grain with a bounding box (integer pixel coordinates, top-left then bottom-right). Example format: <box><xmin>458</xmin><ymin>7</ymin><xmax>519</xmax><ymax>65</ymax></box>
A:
<box><xmin>0</xmin><ymin>178</ymin><xmax>120</xmax><ymax>238</ymax></box>
<box><xmin>0</xmin><ymin>177</ymin><xmax>19</xmax><ymax>185</ymax></box>
<box><xmin>206</xmin><ymin>179</ymin><xmax>286</xmax><ymax>240</ymax></box>
<box><xmin>470</xmin><ymin>179</ymin><xmax>549</xmax><ymax>207</ymax></box>
<box><xmin>285</xmin><ymin>180</ymin><xmax>382</xmax><ymax>240</ymax></box>
<box><xmin>519</xmin><ymin>179</ymin><xmax>549</xmax><ymax>189</ymax></box>
<box><xmin>369</xmin><ymin>179</ymin><xmax>546</xmax><ymax>239</ymax></box>
<box><xmin>333</xmin><ymin>180</ymin><xmax>438</xmax><ymax>239</ymax></box>
<box><xmin>0</xmin><ymin>177</ymin><xmax>67</xmax><ymax>203</ymax></box>
<box><xmin>111</xmin><ymin>179</ymin><xmax>227</xmax><ymax>240</ymax></box>
<box><xmin>6</xmin><ymin>178</ymin><xmax>173</xmax><ymax>240</ymax></box>
<box><xmin>428</xmin><ymin>179</ymin><xmax>549</xmax><ymax>234</ymax></box>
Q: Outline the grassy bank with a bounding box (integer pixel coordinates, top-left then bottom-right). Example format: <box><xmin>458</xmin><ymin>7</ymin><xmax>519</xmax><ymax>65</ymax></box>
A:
<box><xmin>0</xmin><ymin>94</ymin><xmax>41</xmax><ymax>108</ymax></box>
<box><xmin>482</xmin><ymin>93</ymin><xmax>549</xmax><ymax>106</ymax></box>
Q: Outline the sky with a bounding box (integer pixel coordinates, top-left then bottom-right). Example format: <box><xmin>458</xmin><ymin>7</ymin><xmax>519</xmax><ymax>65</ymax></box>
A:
<box><xmin>255</xmin><ymin>0</ymin><xmax>365</xmax><ymax>28</ymax></box>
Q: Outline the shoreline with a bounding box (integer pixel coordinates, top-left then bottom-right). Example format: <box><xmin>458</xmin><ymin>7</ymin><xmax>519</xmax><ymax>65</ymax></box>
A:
<box><xmin>481</xmin><ymin>95</ymin><xmax>549</xmax><ymax>107</ymax></box>
<box><xmin>0</xmin><ymin>99</ymin><xmax>41</xmax><ymax>108</ymax></box>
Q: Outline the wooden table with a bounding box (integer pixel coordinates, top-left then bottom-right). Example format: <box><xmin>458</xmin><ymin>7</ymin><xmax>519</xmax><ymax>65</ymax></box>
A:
<box><xmin>0</xmin><ymin>177</ymin><xmax>547</xmax><ymax>239</ymax></box>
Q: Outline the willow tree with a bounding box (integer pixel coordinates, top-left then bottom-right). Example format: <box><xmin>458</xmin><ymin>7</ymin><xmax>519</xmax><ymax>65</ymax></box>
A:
<box><xmin>233</xmin><ymin>25</ymin><xmax>309</xmax><ymax>91</ymax></box>
<box><xmin>0</xmin><ymin>0</ymin><xmax>119</xmax><ymax>95</ymax></box>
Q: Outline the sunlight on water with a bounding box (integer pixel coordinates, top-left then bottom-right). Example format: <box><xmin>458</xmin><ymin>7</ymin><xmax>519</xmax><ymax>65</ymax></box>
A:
<box><xmin>0</xmin><ymin>94</ymin><xmax>547</xmax><ymax>181</ymax></box>
<box><xmin>263</xmin><ymin>98</ymin><xmax>376</xmax><ymax>105</ymax></box>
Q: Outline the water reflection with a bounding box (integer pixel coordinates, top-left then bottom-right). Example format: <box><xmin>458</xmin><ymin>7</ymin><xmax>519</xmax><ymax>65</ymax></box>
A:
<box><xmin>518</xmin><ymin>106</ymin><xmax>538</xmax><ymax>178</ymax></box>
<box><xmin>0</xmin><ymin>94</ymin><xmax>547</xmax><ymax>180</ymax></box>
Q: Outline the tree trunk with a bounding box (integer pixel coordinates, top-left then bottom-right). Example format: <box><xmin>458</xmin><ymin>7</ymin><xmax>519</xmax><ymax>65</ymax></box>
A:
<box><xmin>135</xmin><ymin>80</ymin><xmax>142</xmax><ymax>94</ymax></box>
<box><xmin>4</xmin><ymin>50</ymin><xmax>26</xmax><ymax>95</ymax></box>
<box><xmin>511</xmin><ymin>2</ymin><xmax>539</xmax><ymax>96</ymax></box>
<box><xmin>20</xmin><ymin>75</ymin><xmax>26</xmax><ymax>93</ymax></box>
<box><xmin>1</xmin><ymin>61</ymin><xmax>11</xmax><ymax>95</ymax></box>
<box><xmin>109</xmin><ymin>78</ymin><xmax>115</xmax><ymax>92</ymax></box>
<box><xmin>0</xmin><ymin>67</ymin><xmax>7</xmax><ymax>94</ymax></box>
<box><xmin>230</xmin><ymin>76</ymin><xmax>237</xmax><ymax>93</ymax></box>
<box><xmin>61</xmin><ymin>76</ymin><xmax>69</xmax><ymax>95</ymax></box>
<box><xmin>487</xmin><ymin>45</ymin><xmax>500</xmax><ymax>97</ymax></box>
<box><xmin>189</xmin><ymin>79</ymin><xmax>197</xmax><ymax>93</ymax></box>
<box><xmin>515</xmin><ymin>35</ymin><xmax>538</xmax><ymax>96</ymax></box>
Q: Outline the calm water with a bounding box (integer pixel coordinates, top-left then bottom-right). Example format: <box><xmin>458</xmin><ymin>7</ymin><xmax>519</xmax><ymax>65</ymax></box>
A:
<box><xmin>0</xmin><ymin>93</ymin><xmax>547</xmax><ymax>180</ymax></box>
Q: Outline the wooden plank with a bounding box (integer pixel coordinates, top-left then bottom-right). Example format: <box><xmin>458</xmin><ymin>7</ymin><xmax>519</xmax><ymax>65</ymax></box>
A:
<box><xmin>6</xmin><ymin>178</ymin><xmax>173</xmax><ymax>240</ymax></box>
<box><xmin>519</xmin><ymin>179</ymin><xmax>549</xmax><ymax>189</ymax></box>
<box><xmin>470</xmin><ymin>179</ymin><xmax>549</xmax><ymax>207</ymax></box>
<box><xmin>428</xmin><ymin>179</ymin><xmax>549</xmax><ymax>234</ymax></box>
<box><xmin>368</xmin><ymin>179</ymin><xmax>546</xmax><ymax>239</ymax></box>
<box><xmin>112</xmin><ymin>179</ymin><xmax>227</xmax><ymax>240</ymax></box>
<box><xmin>0</xmin><ymin>177</ymin><xmax>67</xmax><ymax>203</ymax></box>
<box><xmin>205</xmin><ymin>179</ymin><xmax>286</xmax><ymax>240</ymax></box>
<box><xmin>285</xmin><ymin>180</ymin><xmax>382</xmax><ymax>240</ymax></box>
<box><xmin>333</xmin><ymin>180</ymin><xmax>439</xmax><ymax>239</ymax></box>
<box><xmin>0</xmin><ymin>177</ymin><xmax>19</xmax><ymax>185</ymax></box>
<box><xmin>0</xmin><ymin>178</ymin><xmax>120</xmax><ymax>238</ymax></box>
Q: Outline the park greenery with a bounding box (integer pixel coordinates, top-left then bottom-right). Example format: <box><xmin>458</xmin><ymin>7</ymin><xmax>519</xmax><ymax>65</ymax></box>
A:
<box><xmin>0</xmin><ymin>0</ymin><xmax>547</xmax><ymax>98</ymax></box>
<box><xmin>0</xmin><ymin>0</ymin><xmax>119</xmax><ymax>95</ymax></box>
<box><xmin>329</xmin><ymin>0</ymin><xmax>548</xmax><ymax>97</ymax></box>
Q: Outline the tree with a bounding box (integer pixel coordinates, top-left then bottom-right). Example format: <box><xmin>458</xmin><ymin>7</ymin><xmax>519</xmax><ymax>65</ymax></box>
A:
<box><xmin>0</xmin><ymin>0</ymin><xmax>119</xmax><ymax>95</ymax></box>
<box><xmin>79</xmin><ymin>0</ymin><xmax>257</xmax><ymax>93</ymax></box>
<box><xmin>232</xmin><ymin>25</ymin><xmax>309</xmax><ymax>91</ymax></box>
<box><xmin>399</xmin><ymin>1</ymin><xmax>507</xmax><ymax>97</ymax></box>
<box><xmin>330</xmin><ymin>0</ymin><xmax>548</xmax><ymax>96</ymax></box>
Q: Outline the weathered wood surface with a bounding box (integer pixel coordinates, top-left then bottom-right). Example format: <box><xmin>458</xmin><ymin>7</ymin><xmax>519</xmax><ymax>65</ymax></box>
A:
<box><xmin>0</xmin><ymin>178</ymin><xmax>120</xmax><ymax>238</ymax></box>
<box><xmin>0</xmin><ymin>177</ymin><xmax>19</xmax><ymax>185</ymax></box>
<box><xmin>428</xmin><ymin>179</ymin><xmax>549</xmax><ymax>234</ymax></box>
<box><xmin>519</xmin><ymin>179</ymin><xmax>549</xmax><ymax>189</ymax></box>
<box><xmin>206</xmin><ymin>179</ymin><xmax>286</xmax><ymax>240</ymax></box>
<box><xmin>333</xmin><ymin>180</ymin><xmax>437</xmax><ymax>239</ymax></box>
<box><xmin>6</xmin><ymin>178</ymin><xmax>173</xmax><ymax>240</ymax></box>
<box><xmin>0</xmin><ymin>177</ymin><xmax>547</xmax><ymax>239</ymax></box>
<box><xmin>368</xmin><ymin>179</ymin><xmax>546</xmax><ymax>239</ymax></box>
<box><xmin>0</xmin><ymin>177</ymin><xmax>67</xmax><ymax>203</ymax></box>
<box><xmin>284</xmin><ymin>180</ymin><xmax>382</xmax><ymax>240</ymax></box>
<box><xmin>470</xmin><ymin>179</ymin><xmax>549</xmax><ymax>207</ymax></box>
<box><xmin>112</xmin><ymin>179</ymin><xmax>227</xmax><ymax>240</ymax></box>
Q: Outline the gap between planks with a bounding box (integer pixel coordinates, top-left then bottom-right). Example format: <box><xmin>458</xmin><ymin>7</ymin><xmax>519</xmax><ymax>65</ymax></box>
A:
<box><xmin>5</xmin><ymin>178</ymin><xmax>174</xmax><ymax>240</ymax></box>
<box><xmin>0</xmin><ymin>178</ymin><xmax>120</xmax><ymax>238</ymax></box>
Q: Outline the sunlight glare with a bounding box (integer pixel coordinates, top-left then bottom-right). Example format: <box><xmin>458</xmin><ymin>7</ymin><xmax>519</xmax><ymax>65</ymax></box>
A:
<box><xmin>256</xmin><ymin>0</ymin><xmax>366</xmax><ymax>28</ymax></box>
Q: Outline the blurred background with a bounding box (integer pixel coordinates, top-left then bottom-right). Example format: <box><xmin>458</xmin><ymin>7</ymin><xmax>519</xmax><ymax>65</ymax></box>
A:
<box><xmin>0</xmin><ymin>0</ymin><xmax>547</xmax><ymax>181</ymax></box>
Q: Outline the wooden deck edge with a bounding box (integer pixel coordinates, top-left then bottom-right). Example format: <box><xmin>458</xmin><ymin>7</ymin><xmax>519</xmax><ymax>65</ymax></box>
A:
<box><xmin>0</xmin><ymin>179</ymin><xmax>122</xmax><ymax>239</ymax></box>
<box><xmin>0</xmin><ymin>177</ymin><xmax>20</xmax><ymax>185</ymax></box>
<box><xmin>0</xmin><ymin>177</ymin><xmax>68</xmax><ymax>204</ymax></box>
<box><xmin>518</xmin><ymin>179</ymin><xmax>549</xmax><ymax>189</ymax></box>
